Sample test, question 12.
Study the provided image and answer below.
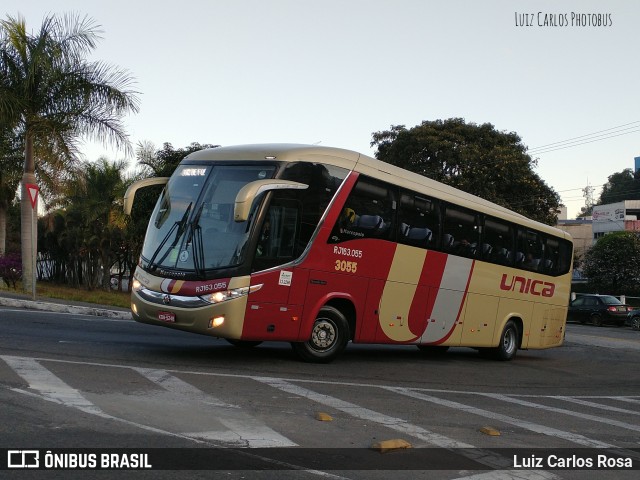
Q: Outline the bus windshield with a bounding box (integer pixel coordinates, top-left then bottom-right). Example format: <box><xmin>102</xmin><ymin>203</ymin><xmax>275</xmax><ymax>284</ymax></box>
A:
<box><xmin>141</xmin><ymin>164</ymin><xmax>276</xmax><ymax>273</ymax></box>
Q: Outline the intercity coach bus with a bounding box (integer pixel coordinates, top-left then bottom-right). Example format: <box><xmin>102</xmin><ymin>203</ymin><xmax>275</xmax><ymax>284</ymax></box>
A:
<box><xmin>124</xmin><ymin>144</ymin><xmax>573</xmax><ymax>363</ymax></box>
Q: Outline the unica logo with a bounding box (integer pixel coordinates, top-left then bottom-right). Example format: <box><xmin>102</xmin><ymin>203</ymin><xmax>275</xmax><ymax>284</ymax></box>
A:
<box><xmin>500</xmin><ymin>274</ymin><xmax>555</xmax><ymax>297</ymax></box>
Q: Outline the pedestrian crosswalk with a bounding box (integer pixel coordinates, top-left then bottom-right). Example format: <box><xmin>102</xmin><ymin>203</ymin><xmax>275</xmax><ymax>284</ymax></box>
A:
<box><xmin>1</xmin><ymin>354</ymin><xmax>639</xmax><ymax>478</ymax></box>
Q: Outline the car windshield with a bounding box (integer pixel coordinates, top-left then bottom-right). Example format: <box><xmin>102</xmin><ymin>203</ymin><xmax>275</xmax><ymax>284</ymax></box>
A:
<box><xmin>600</xmin><ymin>295</ymin><xmax>623</xmax><ymax>305</ymax></box>
<box><xmin>141</xmin><ymin>164</ymin><xmax>276</xmax><ymax>273</ymax></box>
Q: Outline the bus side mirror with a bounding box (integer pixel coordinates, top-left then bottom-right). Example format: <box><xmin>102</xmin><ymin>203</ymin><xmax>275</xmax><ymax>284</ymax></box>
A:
<box><xmin>234</xmin><ymin>180</ymin><xmax>308</xmax><ymax>222</ymax></box>
<box><xmin>123</xmin><ymin>177</ymin><xmax>170</xmax><ymax>215</ymax></box>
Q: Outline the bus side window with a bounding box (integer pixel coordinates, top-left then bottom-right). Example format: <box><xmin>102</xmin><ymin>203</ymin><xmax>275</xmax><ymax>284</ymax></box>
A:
<box><xmin>544</xmin><ymin>236</ymin><xmax>573</xmax><ymax>276</ymax></box>
<box><xmin>483</xmin><ymin>216</ymin><xmax>514</xmax><ymax>265</ymax></box>
<box><xmin>329</xmin><ymin>176</ymin><xmax>394</xmax><ymax>243</ymax></box>
<box><xmin>252</xmin><ymin>197</ymin><xmax>300</xmax><ymax>272</ymax></box>
<box><xmin>516</xmin><ymin>229</ymin><xmax>544</xmax><ymax>272</ymax></box>
<box><xmin>397</xmin><ymin>190</ymin><xmax>439</xmax><ymax>249</ymax></box>
<box><xmin>441</xmin><ymin>205</ymin><xmax>480</xmax><ymax>258</ymax></box>
<box><xmin>280</xmin><ymin>162</ymin><xmax>348</xmax><ymax>255</ymax></box>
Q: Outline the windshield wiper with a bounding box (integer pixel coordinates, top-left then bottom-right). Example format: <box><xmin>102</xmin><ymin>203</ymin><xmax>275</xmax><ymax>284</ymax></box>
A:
<box><xmin>186</xmin><ymin>203</ymin><xmax>206</xmax><ymax>278</ymax></box>
<box><xmin>146</xmin><ymin>202</ymin><xmax>192</xmax><ymax>271</ymax></box>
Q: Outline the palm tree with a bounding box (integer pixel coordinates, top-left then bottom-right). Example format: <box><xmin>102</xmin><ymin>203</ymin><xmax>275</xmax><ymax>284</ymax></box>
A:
<box><xmin>0</xmin><ymin>13</ymin><xmax>139</xmax><ymax>294</ymax></box>
<box><xmin>57</xmin><ymin>158</ymin><xmax>129</xmax><ymax>290</ymax></box>
<box><xmin>0</xmin><ymin>125</ymin><xmax>22</xmax><ymax>255</ymax></box>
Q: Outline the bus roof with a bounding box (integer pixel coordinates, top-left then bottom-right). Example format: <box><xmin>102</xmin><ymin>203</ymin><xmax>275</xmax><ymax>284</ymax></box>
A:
<box><xmin>184</xmin><ymin>144</ymin><xmax>571</xmax><ymax>241</ymax></box>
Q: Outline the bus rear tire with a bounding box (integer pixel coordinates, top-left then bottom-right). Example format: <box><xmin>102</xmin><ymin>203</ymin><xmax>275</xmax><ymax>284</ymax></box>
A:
<box><xmin>291</xmin><ymin>306</ymin><xmax>349</xmax><ymax>363</ymax></box>
<box><xmin>493</xmin><ymin>320</ymin><xmax>519</xmax><ymax>361</ymax></box>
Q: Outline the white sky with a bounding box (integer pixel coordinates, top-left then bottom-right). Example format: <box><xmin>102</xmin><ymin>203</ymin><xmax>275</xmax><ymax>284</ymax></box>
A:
<box><xmin>4</xmin><ymin>0</ymin><xmax>640</xmax><ymax>219</ymax></box>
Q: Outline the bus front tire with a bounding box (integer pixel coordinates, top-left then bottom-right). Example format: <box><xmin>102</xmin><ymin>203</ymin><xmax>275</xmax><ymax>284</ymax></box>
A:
<box><xmin>493</xmin><ymin>320</ymin><xmax>519</xmax><ymax>361</ymax></box>
<box><xmin>291</xmin><ymin>306</ymin><xmax>349</xmax><ymax>363</ymax></box>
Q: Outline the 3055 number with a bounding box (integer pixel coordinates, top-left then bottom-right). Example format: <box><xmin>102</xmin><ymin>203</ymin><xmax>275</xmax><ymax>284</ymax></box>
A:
<box><xmin>335</xmin><ymin>260</ymin><xmax>358</xmax><ymax>273</ymax></box>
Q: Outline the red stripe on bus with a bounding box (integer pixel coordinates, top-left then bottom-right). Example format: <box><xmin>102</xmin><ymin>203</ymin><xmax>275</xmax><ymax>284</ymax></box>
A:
<box><xmin>408</xmin><ymin>250</ymin><xmax>448</xmax><ymax>337</ymax></box>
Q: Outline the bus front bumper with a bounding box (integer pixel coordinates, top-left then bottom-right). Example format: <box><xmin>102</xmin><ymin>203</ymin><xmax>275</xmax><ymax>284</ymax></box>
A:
<box><xmin>130</xmin><ymin>287</ymin><xmax>248</xmax><ymax>340</ymax></box>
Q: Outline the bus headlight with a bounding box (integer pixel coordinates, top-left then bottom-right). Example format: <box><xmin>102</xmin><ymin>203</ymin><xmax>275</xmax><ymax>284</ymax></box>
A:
<box><xmin>200</xmin><ymin>284</ymin><xmax>263</xmax><ymax>304</ymax></box>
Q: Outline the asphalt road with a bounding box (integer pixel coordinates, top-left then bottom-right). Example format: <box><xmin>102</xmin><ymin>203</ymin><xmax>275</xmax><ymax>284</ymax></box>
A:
<box><xmin>0</xmin><ymin>307</ymin><xmax>639</xmax><ymax>480</ymax></box>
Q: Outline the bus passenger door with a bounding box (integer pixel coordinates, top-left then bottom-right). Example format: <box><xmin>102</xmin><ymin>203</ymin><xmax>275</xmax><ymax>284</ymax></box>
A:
<box><xmin>244</xmin><ymin>267</ymin><xmax>308</xmax><ymax>341</ymax></box>
<box><xmin>243</xmin><ymin>197</ymin><xmax>305</xmax><ymax>341</ymax></box>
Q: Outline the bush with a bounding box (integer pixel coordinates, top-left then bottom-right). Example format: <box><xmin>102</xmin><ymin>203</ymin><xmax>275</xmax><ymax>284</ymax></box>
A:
<box><xmin>0</xmin><ymin>253</ymin><xmax>22</xmax><ymax>289</ymax></box>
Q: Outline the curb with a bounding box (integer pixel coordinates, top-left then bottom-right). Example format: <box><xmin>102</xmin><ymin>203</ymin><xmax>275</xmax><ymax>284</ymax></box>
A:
<box><xmin>0</xmin><ymin>296</ymin><xmax>132</xmax><ymax>320</ymax></box>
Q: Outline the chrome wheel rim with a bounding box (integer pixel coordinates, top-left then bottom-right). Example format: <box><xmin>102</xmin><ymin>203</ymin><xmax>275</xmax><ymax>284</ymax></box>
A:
<box><xmin>310</xmin><ymin>319</ymin><xmax>337</xmax><ymax>351</ymax></box>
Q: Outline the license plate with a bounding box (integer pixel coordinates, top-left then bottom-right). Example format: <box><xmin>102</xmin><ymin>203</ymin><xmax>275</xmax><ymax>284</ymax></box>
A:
<box><xmin>158</xmin><ymin>311</ymin><xmax>176</xmax><ymax>323</ymax></box>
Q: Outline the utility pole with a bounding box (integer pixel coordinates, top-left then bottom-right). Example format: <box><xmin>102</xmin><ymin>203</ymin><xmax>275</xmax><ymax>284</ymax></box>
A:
<box><xmin>582</xmin><ymin>181</ymin><xmax>595</xmax><ymax>217</ymax></box>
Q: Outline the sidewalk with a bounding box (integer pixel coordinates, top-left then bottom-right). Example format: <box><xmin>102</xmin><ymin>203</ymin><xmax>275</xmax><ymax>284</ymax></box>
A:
<box><xmin>0</xmin><ymin>290</ymin><xmax>132</xmax><ymax>320</ymax></box>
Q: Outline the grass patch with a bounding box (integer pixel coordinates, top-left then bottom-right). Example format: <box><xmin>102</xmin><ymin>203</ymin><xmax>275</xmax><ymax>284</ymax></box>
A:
<box><xmin>0</xmin><ymin>281</ymin><xmax>131</xmax><ymax>309</ymax></box>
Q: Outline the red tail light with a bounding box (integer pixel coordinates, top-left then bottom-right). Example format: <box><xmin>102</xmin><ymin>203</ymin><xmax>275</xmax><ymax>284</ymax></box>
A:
<box><xmin>607</xmin><ymin>306</ymin><xmax>617</xmax><ymax>312</ymax></box>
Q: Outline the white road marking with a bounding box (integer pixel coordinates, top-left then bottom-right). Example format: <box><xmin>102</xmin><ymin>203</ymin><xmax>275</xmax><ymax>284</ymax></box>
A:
<box><xmin>387</xmin><ymin>387</ymin><xmax>615</xmax><ymax>448</ymax></box>
<box><xmin>0</xmin><ymin>355</ymin><xmax>200</xmax><ymax>440</ymax></box>
<box><xmin>254</xmin><ymin>376</ymin><xmax>474</xmax><ymax>449</ymax></box>
<box><xmin>478</xmin><ymin>392</ymin><xmax>640</xmax><ymax>433</ymax></box>
<box><xmin>0</xmin><ymin>355</ymin><xmax>344</xmax><ymax>478</ymax></box>
<box><xmin>611</xmin><ymin>396</ymin><xmax>640</xmax><ymax>405</ymax></box>
<box><xmin>552</xmin><ymin>395</ymin><xmax>640</xmax><ymax>416</ymax></box>
<box><xmin>253</xmin><ymin>377</ymin><xmax>561</xmax><ymax>479</ymax></box>
<box><xmin>4</xmin><ymin>353</ymin><xmax>640</xmax><ymax>480</ymax></box>
<box><xmin>135</xmin><ymin>367</ymin><xmax>239</xmax><ymax>408</ymax></box>
<box><xmin>136</xmin><ymin>367</ymin><xmax>297</xmax><ymax>447</ymax></box>
<box><xmin>1</xmin><ymin>355</ymin><xmax>104</xmax><ymax>416</ymax></box>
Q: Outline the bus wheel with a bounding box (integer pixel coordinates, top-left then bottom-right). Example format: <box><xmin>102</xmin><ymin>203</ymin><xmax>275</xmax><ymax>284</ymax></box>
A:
<box><xmin>291</xmin><ymin>306</ymin><xmax>349</xmax><ymax>363</ymax></box>
<box><xmin>493</xmin><ymin>320</ymin><xmax>519</xmax><ymax>361</ymax></box>
<box><xmin>225</xmin><ymin>339</ymin><xmax>263</xmax><ymax>348</ymax></box>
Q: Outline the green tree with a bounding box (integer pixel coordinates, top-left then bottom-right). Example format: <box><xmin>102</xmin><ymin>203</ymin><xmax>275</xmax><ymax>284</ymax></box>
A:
<box><xmin>54</xmin><ymin>158</ymin><xmax>129</xmax><ymax>290</ymax></box>
<box><xmin>371</xmin><ymin>119</ymin><xmax>561</xmax><ymax>225</ymax></box>
<box><xmin>583</xmin><ymin>231</ymin><xmax>640</xmax><ymax>295</ymax></box>
<box><xmin>0</xmin><ymin>13</ymin><xmax>139</xmax><ymax>294</ymax></box>
<box><xmin>598</xmin><ymin>169</ymin><xmax>640</xmax><ymax>205</ymax></box>
<box><xmin>136</xmin><ymin>141</ymin><xmax>218</xmax><ymax>177</ymax></box>
<box><xmin>0</xmin><ymin>125</ymin><xmax>22</xmax><ymax>255</ymax></box>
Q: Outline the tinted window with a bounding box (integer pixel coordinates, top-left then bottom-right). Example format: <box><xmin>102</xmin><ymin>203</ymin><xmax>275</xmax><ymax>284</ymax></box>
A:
<box><xmin>544</xmin><ymin>236</ymin><xmax>573</xmax><ymax>276</ymax></box>
<box><xmin>330</xmin><ymin>176</ymin><xmax>393</xmax><ymax>243</ymax></box>
<box><xmin>442</xmin><ymin>205</ymin><xmax>480</xmax><ymax>258</ymax></box>
<box><xmin>483</xmin><ymin>217</ymin><xmax>514</xmax><ymax>265</ymax></box>
<box><xmin>397</xmin><ymin>190</ymin><xmax>439</xmax><ymax>249</ymax></box>
<box><xmin>281</xmin><ymin>162</ymin><xmax>348</xmax><ymax>253</ymax></box>
<box><xmin>600</xmin><ymin>295</ymin><xmax>623</xmax><ymax>305</ymax></box>
<box><xmin>516</xmin><ymin>229</ymin><xmax>544</xmax><ymax>272</ymax></box>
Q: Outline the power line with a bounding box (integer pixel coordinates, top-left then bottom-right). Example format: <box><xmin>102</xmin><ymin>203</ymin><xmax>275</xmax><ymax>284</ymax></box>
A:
<box><xmin>528</xmin><ymin>121</ymin><xmax>640</xmax><ymax>155</ymax></box>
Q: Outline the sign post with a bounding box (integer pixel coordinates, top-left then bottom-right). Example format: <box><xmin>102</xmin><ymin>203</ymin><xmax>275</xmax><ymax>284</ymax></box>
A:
<box><xmin>25</xmin><ymin>183</ymin><xmax>39</xmax><ymax>300</ymax></box>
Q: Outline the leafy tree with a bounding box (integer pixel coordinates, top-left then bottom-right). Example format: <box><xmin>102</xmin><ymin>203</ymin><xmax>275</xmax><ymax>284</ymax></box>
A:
<box><xmin>0</xmin><ymin>125</ymin><xmax>22</xmax><ymax>255</ymax></box>
<box><xmin>0</xmin><ymin>13</ymin><xmax>139</xmax><ymax>294</ymax></box>
<box><xmin>582</xmin><ymin>231</ymin><xmax>640</xmax><ymax>295</ymax></box>
<box><xmin>136</xmin><ymin>141</ymin><xmax>218</xmax><ymax>177</ymax></box>
<box><xmin>47</xmin><ymin>158</ymin><xmax>129</xmax><ymax>290</ymax></box>
<box><xmin>371</xmin><ymin>119</ymin><xmax>561</xmax><ymax>225</ymax></box>
<box><xmin>598</xmin><ymin>169</ymin><xmax>640</xmax><ymax>205</ymax></box>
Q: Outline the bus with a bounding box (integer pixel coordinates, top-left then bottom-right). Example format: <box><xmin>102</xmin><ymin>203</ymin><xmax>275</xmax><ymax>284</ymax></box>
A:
<box><xmin>124</xmin><ymin>144</ymin><xmax>573</xmax><ymax>363</ymax></box>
